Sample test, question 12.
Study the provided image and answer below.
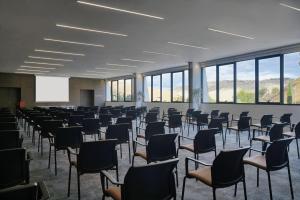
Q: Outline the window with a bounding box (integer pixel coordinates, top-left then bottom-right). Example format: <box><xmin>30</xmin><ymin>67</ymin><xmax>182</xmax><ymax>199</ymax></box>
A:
<box><xmin>144</xmin><ymin>76</ymin><xmax>151</xmax><ymax>102</ymax></box>
<box><xmin>184</xmin><ymin>70</ymin><xmax>189</xmax><ymax>102</ymax></box>
<box><xmin>125</xmin><ymin>79</ymin><xmax>132</xmax><ymax>101</ymax></box>
<box><xmin>202</xmin><ymin>66</ymin><xmax>216</xmax><ymax>103</ymax></box>
<box><xmin>284</xmin><ymin>52</ymin><xmax>300</xmax><ymax>104</ymax></box>
<box><xmin>162</xmin><ymin>73</ymin><xmax>171</xmax><ymax>102</ymax></box>
<box><xmin>152</xmin><ymin>75</ymin><xmax>161</xmax><ymax>101</ymax></box>
<box><xmin>106</xmin><ymin>81</ymin><xmax>111</xmax><ymax>101</ymax></box>
<box><xmin>236</xmin><ymin>60</ymin><xmax>255</xmax><ymax>103</ymax></box>
<box><xmin>112</xmin><ymin>81</ymin><xmax>118</xmax><ymax>101</ymax></box>
<box><xmin>218</xmin><ymin>64</ymin><xmax>234</xmax><ymax>102</ymax></box>
<box><xmin>172</xmin><ymin>72</ymin><xmax>183</xmax><ymax>102</ymax></box>
<box><xmin>258</xmin><ymin>56</ymin><xmax>281</xmax><ymax>103</ymax></box>
<box><xmin>117</xmin><ymin>80</ymin><xmax>124</xmax><ymax>101</ymax></box>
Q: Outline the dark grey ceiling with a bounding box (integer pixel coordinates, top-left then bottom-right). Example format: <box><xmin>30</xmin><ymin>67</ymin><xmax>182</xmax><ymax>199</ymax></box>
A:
<box><xmin>0</xmin><ymin>0</ymin><xmax>299</xmax><ymax>78</ymax></box>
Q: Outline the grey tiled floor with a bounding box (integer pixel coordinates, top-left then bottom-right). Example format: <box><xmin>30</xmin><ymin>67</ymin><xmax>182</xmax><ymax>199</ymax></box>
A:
<box><xmin>22</xmin><ymin>122</ymin><xmax>300</xmax><ymax>200</ymax></box>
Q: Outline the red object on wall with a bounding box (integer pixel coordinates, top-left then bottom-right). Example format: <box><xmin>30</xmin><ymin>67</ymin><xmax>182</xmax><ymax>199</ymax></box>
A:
<box><xmin>19</xmin><ymin>100</ymin><xmax>26</xmax><ymax>109</ymax></box>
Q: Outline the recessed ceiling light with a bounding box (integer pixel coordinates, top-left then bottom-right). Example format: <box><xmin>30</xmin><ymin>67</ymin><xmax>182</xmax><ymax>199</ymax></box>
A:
<box><xmin>77</xmin><ymin>1</ymin><xmax>164</xmax><ymax>20</ymax></box>
<box><xmin>35</xmin><ymin>49</ymin><xmax>85</xmax><ymax>56</ymax></box>
<box><xmin>95</xmin><ymin>68</ymin><xmax>119</xmax><ymax>71</ymax></box>
<box><xmin>24</xmin><ymin>61</ymin><xmax>64</xmax><ymax>66</ymax></box>
<box><xmin>280</xmin><ymin>3</ymin><xmax>300</xmax><ymax>11</ymax></box>
<box><xmin>20</xmin><ymin>65</ymin><xmax>56</xmax><ymax>70</ymax></box>
<box><xmin>167</xmin><ymin>42</ymin><xmax>209</xmax><ymax>49</ymax></box>
<box><xmin>28</xmin><ymin>56</ymin><xmax>73</xmax><ymax>62</ymax></box>
<box><xmin>56</xmin><ymin>24</ymin><xmax>128</xmax><ymax>37</ymax></box>
<box><xmin>208</xmin><ymin>28</ymin><xmax>255</xmax><ymax>39</ymax></box>
<box><xmin>106</xmin><ymin>63</ymin><xmax>137</xmax><ymax>68</ymax></box>
<box><xmin>143</xmin><ymin>51</ymin><xmax>177</xmax><ymax>57</ymax></box>
<box><xmin>44</xmin><ymin>38</ymin><xmax>104</xmax><ymax>47</ymax></box>
<box><xmin>17</xmin><ymin>69</ymin><xmax>50</xmax><ymax>73</ymax></box>
<box><xmin>121</xmin><ymin>58</ymin><xmax>155</xmax><ymax>63</ymax></box>
<box><xmin>15</xmin><ymin>71</ymin><xmax>45</xmax><ymax>75</ymax></box>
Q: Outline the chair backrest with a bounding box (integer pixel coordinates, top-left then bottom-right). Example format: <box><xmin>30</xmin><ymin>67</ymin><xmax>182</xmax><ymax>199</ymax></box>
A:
<box><xmin>121</xmin><ymin>159</ymin><xmax>179</xmax><ymax>200</ymax></box>
<box><xmin>260</xmin><ymin>114</ymin><xmax>273</xmax><ymax>127</ymax></box>
<box><xmin>55</xmin><ymin>126</ymin><xmax>83</xmax><ymax>150</ymax></box>
<box><xmin>0</xmin><ymin>130</ymin><xmax>21</xmax><ymax>150</ymax></box>
<box><xmin>68</xmin><ymin>115</ymin><xmax>84</xmax><ymax>126</ymax></box>
<box><xmin>192</xmin><ymin>110</ymin><xmax>202</xmax><ymax>119</ymax></box>
<box><xmin>196</xmin><ymin>113</ymin><xmax>209</xmax><ymax>125</ymax></box>
<box><xmin>126</xmin><ymin>110</ymin><xmax>137</xmax><ymax>120</ymax></box>
<box><xmin>266</xmin><ymin>138</ymin><xmax>293</xmax><ymax>171</ymax></box>
<box><xmin>194</xmin><ymin>129</ymin><xmax>217</xmax><ymax>153</ymax></box>
<box><xmin>280</xmin><ymin>113</ymin><xmax>292</xmax><ymax>124</ymax></box>
<box><xmin>294</xmin><ymin>122</ymin><xmax>300</xmax><ymax>138</ymax></box>
<box><xmin>239</xmin><ymin>111</ymin><xmax>249</xmax><ymax>118</ymax></box>
<box><xmin>82</xmin><ymin>118</ymin><xmax>100</xmax><ymax>134</ymax></box>
<box><xmin>41</xmin><ymin>120</ymin><xmax>63</xmax><ymax>137</ymax></box>
<box><xmin>186</xmin><ymin>108</ymin><xmax>194</xmax><ymax>117</ymax></box>
<box><xmin>168</xmin><ymin>114</ymin><xmax>182</xmax><ymax>128</ymax></box>
<box><xmin>116</xmin><ymin>117</ymin><xmax>132</xmax><ymax>130</ymax></box>
<box><xmin>145</xmin><ymin>121</ymin><xmax>166</xmax><ymax>141</ymax></box>
<box><xmin>208</xmin><ymin>118</ymin><xmax>223</xmax><ymax>132</ymax></box>
<box><xmin>0</xmin><ymin>148</ymin><xmax>28</xmax><ymax>189</ymax></box>
<box><xmin>211</xmin><ymin>147</ymin><xmax>249</xmax><ymax>188</ymax></box>
<box><xmin>269</xmin><ymin>123</ymin><xmax>284</xmax><ymax>142</ymax></box>
<box><xmin>0</xmin><ymin>183</ymin><xmax>38</xmax><ymax>200</ymax></box>
<box><xmin>84</xmin><ymin>112</ymin><xmax>95</xmax><ymax>118</ymax></box>
<box><xmin>238</xmin><ymin>117</ymin><xmax>251</xmax><ymax>130</ymax></box>
<box><xmin>146</xmin><ymin>134</ymin><xmax>177</xmax><ymax>163</ymax></box>
<box><xmin>99</xmin><ymin>114</ymin><xmax>112</xmax><ymax>127</ymax></box>
<box><xmin>219</xmin><ymin>112</ymin><xmax>229</xmax><ymax>122</ymax></box>
<box><xmin>0</xmin><ymin>122</ymin><xmax>18</xmax><ymax>130</ymax></box>
<box><xmin>111</xmin><ymin>109</ymin><xmax>122</xmax><ymax>117</ymax></box>
<box><xmin>145</xmin><ymin>112</ymin><xmax>158</xmax><ymax>123</ymax></box>
<box><xmin>211</xmin><ymin>110</ymin><xmax>220</xmax><ymax>119</ymax></box>
<box><xmin>78</xmin><ymin>140</ymin><xmax>118</xmax><ymax>173</ymax></box>
<box><xmin>0</xmin><ymin>117</ymin><xmax>17</xmax><ymax>123</ymax></box>
<box><xmin>106</xmin><ymin>124</ymin><xmax>130</xmax><ymax>143</ymax></box>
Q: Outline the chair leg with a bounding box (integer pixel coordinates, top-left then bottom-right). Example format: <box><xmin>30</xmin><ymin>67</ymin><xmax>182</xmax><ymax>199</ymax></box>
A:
<box><xmin>234</xmin><ymin>183</ymin><xmax>237</xmax><ymax>196</ymax></box>
<box><xmin>181</xmin><ymin>176</ymin><xmax>187</xmax><ymax>200</ymax></box>
<box><xmin>55</xmin><ymin>149</ymin><xmax>57</xmax><ymax>176</ymax></box>
<box><xmin>238</xmin><ymin>131</ymin><xmax>241</xmax><ymax>147</ymax></box>
<box><xmin>68</xmin><ymin>165</ymin><xmax>72</xmax><ymax>197</ymax></box>
<box><xmin>287</xmin><ymin>164</ymin><xmax>294</xmax><ymax>199</ymax></box>
<box><xmin>296</xmin><ymin>139</ymin><xmax>299</xmax><ymax>159</ymax></box>
<box><xmin>175</xmin><ymin>166</ymin><xmax>179</xmax><ymax>187</ymax></box>
<box><xmin>267</xmin><ymin>171</ymin><xmax>273</xmax><ymax>200</ymax></box>
<box><xmin>77</xmin><ymin>171</ymin><xmax>81</xmax><ymax>200</ymax></box>
<box><xmin>116</xmin><ymin>166</ymin><xmax>119</xmax><ymax>182</ymax></box>
<box><xmin>243</xmin><ymin>178</ymin><xmax>247</xmax><ymax>200</ymax></box>
<box><xmin>256</xmin><ymin>168</ymin><xmax>259</xmax><ymax>187</ymax></box>
<box><xmin>128</xmin><ymin>142</ymin><xmax>131</xmax><ymax>164</ymax></box>
<box><xmin>120</xmin><ymin>144</ymin><xmax>122</xmax><ymax>158</ymax></box>
<box><xmin>213</xmin><ymin>188</ymin><xmax>216</xmax><ymax>200</ymax></box>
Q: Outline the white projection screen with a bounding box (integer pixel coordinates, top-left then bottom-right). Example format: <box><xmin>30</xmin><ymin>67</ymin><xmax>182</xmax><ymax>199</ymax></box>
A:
<box><xmin>35</xmin><ymin>76</ymin><xmax>69</xmax><ymax>102</ymax></box>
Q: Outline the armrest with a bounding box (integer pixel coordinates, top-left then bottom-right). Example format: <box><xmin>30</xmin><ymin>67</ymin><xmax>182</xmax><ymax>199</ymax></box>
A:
<box><xmin>26</xmin><ymin>151</ymin><xmax>33</xmax><ymax>161</ymax></box>
<box><xmin>133</xmin><ymin>140</ymin><xmax>146</xmax><ymax>147</ymax></box>
<box><xmin>178</xmin><ymin>135</ymin><xmax>194</xmax><ymax>140</ymax></box>
<box><xmin>48</xmin><ymin>132</ymin><xmax>54</xmax><ymax>138</ymax></box>
<box><xmin>185</xmin><ymin>157</ymin><xmax>212</xmax><ymax>175</ymax></box>
<box><xmin>101</xmin><ymin>170</ymin><xmax>123</xmax><ymax>186</ymax></box>
<box><xmin>250</xmin><ymin>148</ymin><xmax>266</xmax><ymax>154</ymax></box>
<box><xmin>67</xmin><ymin>147</ymin><xmax>78</xmax><ymax>156</ymax></box>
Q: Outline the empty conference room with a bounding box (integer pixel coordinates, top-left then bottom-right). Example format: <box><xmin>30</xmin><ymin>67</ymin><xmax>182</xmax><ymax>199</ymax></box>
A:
<box><xmin>1</xmin><ymin>0</ymin><xmax>300</xmax><ymax>200</ymax></box>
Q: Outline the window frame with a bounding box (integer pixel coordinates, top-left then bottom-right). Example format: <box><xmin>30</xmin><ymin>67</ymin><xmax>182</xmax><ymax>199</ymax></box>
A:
<box><xmin>201</xmin><ymin>66</ymin><xmax>217</xmax><ymax>103</ymax></box>
<box><xmin>217</xmin><ymin>62</ymin><xmax>235</xmax><ymax>104</ymax></box>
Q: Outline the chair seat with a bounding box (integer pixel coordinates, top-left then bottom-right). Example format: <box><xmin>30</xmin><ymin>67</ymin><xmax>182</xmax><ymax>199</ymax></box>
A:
<box><xmin>228</xmin><ymin>126</ymin><xmax>238</xmax><ymax>131</ymax></box>
<box><xmin>188</xmin><ymin>166</ymin><xmax>212</xmax><ymax>186</ymax></box>
<box><xmin>179</xmin><ymin>144</ymin><xmax>194</xmax><ymax>152</ymax></box>
<box><xmin>283</xmin><ymin>132</ymin><xmax>295</xmax><ymax>137</ymax></box>
<box><xmin>70</xmin><ymin>161</ymin><xmax>77</xmax><ymax>167</ymax></box>
<box><xmin>244</xmin><ymin>155</ymin><xmax>266</xmax><ymax>170</ymax></box>
<box><xmin>134</xmin><ymin>151</ymin><xmax>147</xmax><ymax>160</ymax></box>
<box><xmin>254</xmin><ymin>135</ymin><xmax>270</xmax><ymax>142</ymax></box>
<box><xmin>105</xmin><ymin>186</ymin><xmax>121</xmax><ymax>200</ymax></box>
<box><xmin>137</xmin><ymin>134</ymin><xmax>145</xmax><ymax>139</ymax></box>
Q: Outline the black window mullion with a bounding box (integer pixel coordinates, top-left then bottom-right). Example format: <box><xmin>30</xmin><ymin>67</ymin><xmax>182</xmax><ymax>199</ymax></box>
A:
<box><xmin>280</xmin><ymin>54</ymin><xmax>284</xmax><ymax>104</ymax></box>
<box><xmin>233</xmin><ymin>62</ymin><xmax>237</xmax><ymax>103</ymax></box>
<box><xmin>255</xmin><ymin>59</ymin><xmax>259</xmax><ymax>104</ymax></box>
<box><xmin>201</xmin><ymin>68</ymin><xmax>203</xmax><ymax>103</ymax></box>
<box><xmin>216</xmin><ymin>65</ymin><xmax>220</xmax><ymax>103</ymax></box>
<box><xmin>171</xmin><ymin>73</ymin><xmax>173</xmax><ymax>102</ymax></box>
<box><xmin>160</xmin><ymin>74</ymin><xmax>162</xmax><ymax>102</ymax></box>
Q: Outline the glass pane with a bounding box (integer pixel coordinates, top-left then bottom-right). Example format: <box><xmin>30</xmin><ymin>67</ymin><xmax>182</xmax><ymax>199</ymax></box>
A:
<box><xmin>162</xmin><ymin>73</ymin><xmax>171</xmax><ymax>102</ymax></box>
<box><xmin>152</xmin><ymin>75</ymin><xmax>161</xmax><ymax>101</ymax></box>
<box><xmin>219</xmin><ymin>64</ymin><xmax>234</xmax><ymax>102</ymax></box>
<box><xmin>202</xmin><ymin>66</ymin><xmax>216</xmax><ymax>102</ymax></box>
<box><xmin>106</xmin><ymin>81</ymin><xmax>111</xmax><ymax>101</ymax></box>
<box><xmin>172</xmin><ymin>72</ymin><xmax>183</xmax><ymax>102</ymax></box>
<box><xmin>258</xmin><ymin>56</ymin><xmax>280</xmax><ymax>103</ymax></box>
<box><xmin>112</xmin><ymin>81</ymin><xmax>118</xmax><ymax>101</ymax></box>
<box><xmin>118</xmin><ymin>79</ymin><xmax>124</xmax><ymax>101</ymax></box>
<box><xmin>284</xmin><ymin>52</ymin><xmax>300</xmax><ymax>104</ymax></box>
<box><xmin>125</xmin><ymin>79</ymin><xmax>132</xmax><ymax>101</ymax></box>
<box><xmin>144</xmin><ymin>76</ymin><xmax>151</xmax><ymax>102</ymax></box>
<box><xmin>236</xmin><ymin>60</ymin><xmax>255</xmax><ymax>103</ymax></box>
<box><xmin>184</xmin><ymin>70</ymin><xmax>189</xmax><ymax>102</ymax></box>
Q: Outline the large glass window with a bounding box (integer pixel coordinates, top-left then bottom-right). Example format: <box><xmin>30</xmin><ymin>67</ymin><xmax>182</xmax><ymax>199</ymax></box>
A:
<box><xmin>284</xmin><ymin>52</ymin><xmax>300</xmax><ymax>104</ymax></box>
<box><xmin>172</xmin><ymin>72</ymin><xmax>183</xmax><ymax>102</ymax></box>
<box><xmin>125</xmin><ymin>79</ymin><xmax>132</xmax><ymax>101</ymax></box>
<box><xmin>118</xmin><ymin>79</ymin><xmax>124</xmax><ymax>101</ymax></box>
<box><xmin>144</xmin><ymin>76</ymin><xmax>151</xmax><ymax>102</ymax></box>
<box><xmin>202</xmin><ymin>66</ymin><xmax>216</xmax><ymax>103</ymax></box>
<box><xmin>218</xmin><ymin>64</ymin><xmax>234</xmax><ymax>102</ymax></box>
<box><xmin>184</xmin><ymin>70</ymin><xmax>189</xmax><ymax>102</ymax></box>
<box><xmin>236</xmin><ymin>60</ymin><xmax>255</xmax><ymax>103</ymax></box>
<box><xmin>106</xmin><ymin>81</ymin><xmax>111</xmax><ymax>101</ymax></box>
<box><xmin>112</xmin><ymin>81</ymin><xmax>118</xmax><ymax>101</ymax></box>
<box><xmin>258</xmin><ymin>56</ymin><xmax>281</xmax><ymax>103</ymax></box>
<box><xmin>162</xmin><ymin>73</ymin><xmax>171</xmax><ymax>102</ymax></box>
<box><xmin>152</xmin><ymin>75</ymin><xmax>161</xmax><ymax>102</ymax></box>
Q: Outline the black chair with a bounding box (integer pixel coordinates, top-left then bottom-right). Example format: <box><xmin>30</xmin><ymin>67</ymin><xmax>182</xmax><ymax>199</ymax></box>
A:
<box><xmin>0</xmin><ymin>130</ymin><xmax>22</xmax><ymax>150</ymax></box>
<box><xmin>244</xmin><ymin>138</ymin><xmax>294</xmax><ymax>200</ymax></box>
<box><xmin>210</xmin><ymin>110</ymin><xmax>220</xmax><ymax>119</ymax></box>
<box><xmin>32</xmin><ymin>116</ymin><xmax>52</xmax><ymax>146</ymax></box>
<box><xmin>208</xmin><ymin>118</ymin><xmax>225</xmax><ymax>145</ymax></box>
<box><xmin>182</xmin><ymin>147</ymin><xmax>249</xmax><ymax>200</ymax></box>
<box><xmin>226</xmin><ymin>117</ymin><xmax>252</xmax><ymax>147</ymax></box>
<box><xmin>184</xmin><ymin>108</ymin><xmax>194</xmax><ymax>128</ymax></box>
<box><xmin>275</xmin><ymin>113</ymin><xmax>293</xmax><ymax>131</ymax></box>
<box><xmin>283</xmin><ymin>122</ymin><xmax>300</xmax><ymax>158</ymax></box>
<box><xmin>194</xmin><ymin>113</ymin><xmax>209</xmax><ymax>131</ymax></box>
<box><xmin>68</xmin><ymin>115</ymin><xmax>84</xmax><ymax>126</ymax></box>
<box><xmin>231</xmin><ymin>111</ymin><xmax>249</xmax><ymax>126</ymax></box>
<box><xmin>0</xmin><ymin>122</ymin><xmax>18</xmax><ymax>131</ymax></box>
<box><xmin>0</xmin><ymin>117</ymin><xmax>17</xmax><ymax>123</ymax></box>
<box><xmin>251</xmin><ymin>114</ymin><xmax>273</xmax><ymax>134</ymax></box>
<box><xmin>100</xmin><ymin>158</ymin><xmax>179</xmax><ymax>200</ymax></box>
<box><xmin>49</xmin><ymin>126</ymin><xmax>83</xmax><ymax>175</ymax></box>
<box><xmin>105</xmin><ymin>123</ymin><xmax>131</xmax><ymax>163</ymax></box>
<box><xmin>99</xmin><ymin>114</ymin><xmax>112</xmax><ymax>130</ymax></box>
<box><xmin>116</xmin><ymin>117</ymin><xmax>133</xmax><ymax>140</ymax></box>
<box><xmin>167</xmin><ymin>114</ymin><xmax>183</xmax><ymax>136</ymax></box>
<box><xmin>82</xmin><ymin>118</ymin><xmax>100</xmax><ymax>140</ymax></box>
<box><xmin>0</xmin><ymin>148</ymin><xmax>31</xmax><ymax>189</ymax></box>
<box><xmin>219</xmin><ymin>112</ymin><xmax>230</xmax><ymax>128</ymax></box>
<box><xmin>137</xmin><ymin>121</ymin><xmax>165</xmax><ymax>142</ymax></box>
<box><xmin>67</xmin><ymin>140</ymin><xmax>118</xmax><ymax>200</ymax></box>
<box><xmin>111</xmin><ymin>109</ymin><xmax>122</xmax><ymax>120</ymax></box>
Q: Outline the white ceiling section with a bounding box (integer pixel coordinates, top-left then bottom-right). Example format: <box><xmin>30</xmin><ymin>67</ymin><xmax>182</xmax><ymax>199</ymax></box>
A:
<box><xmin>0</xmin><ymin>0</ymin><xmax>300</xmax><ymax>79</ymax></box>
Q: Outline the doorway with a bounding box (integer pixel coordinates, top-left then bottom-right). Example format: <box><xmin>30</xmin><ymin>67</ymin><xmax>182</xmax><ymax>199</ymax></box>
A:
<box><xmin>80</xmin><ymin>89</ymin><xmax>94</xmax><ymax>106</ymax></box>
<box><xmin>0</xmin><ymin>87</ymin><xmax>21</xmax><ymax>112</ymax></box>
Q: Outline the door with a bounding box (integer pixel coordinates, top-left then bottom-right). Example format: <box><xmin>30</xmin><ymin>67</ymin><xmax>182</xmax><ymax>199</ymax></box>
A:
<box><xmin>80</xmin><ymin>89</ymin><xmax>94</xmax><ymax>106</ymax></box>
<box><xmin>0</xmin><ymin>87</ymin><xmax>21</xmax><ymax>112</ymax></box>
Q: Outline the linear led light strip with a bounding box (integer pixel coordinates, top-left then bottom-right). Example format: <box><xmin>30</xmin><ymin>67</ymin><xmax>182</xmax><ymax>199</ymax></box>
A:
<box><xmin>121</xmin><ymin>58</ymin><xmax>155</xmax><ymax>63</ymax></box>
<box><xmin>56</xmin><ymin>24</ymin><xmax>128</xmax><ymax>37</ymax></box>
<box><xmin>15</xmin><ymin>71</ymin><xmax>45</xmax><ymax>75</ymax></box>
<box><xmin>280</xmin><ymin>3</ymin><xmax>300</xmax><ymax>11</ymax></box>
<box><xmin>86</xmin><ymin>70</ymin><xmax>109</xmax><ymax>74</ymax></box>
<box><xmin>77</xmin><ymin>1</ymin><xmax>164</xmax><ymax>20</ymax></box>
<box><xmin>208</xmin><ymin>28</ymin><xmax>255</xmax><ymax>40</ymax></box>
<box><xmin>24</xmin><ymin>61</ymin><xmax>64</xmax><ymax>66</ymax></box>
<box><xmin>17</xmin><ymin>69</ymin><xmax>50</xmax><ymax>73</ymax></box>
<box><xmin>167</xmin><ymin>42</ymin><xmax>208</xmax><ymax>50</ymax></box>
<box><xmin>35</xmin><ymin>49</ymin><xmax>85</xmax><ymax>56</ymax></box>
<box><xmin>20</xmin><ymin>65</ymin><xmax>56</xmax><ymax>70</ymax></box>
<box><xmin>28</xmin><ymin>56</ymin><xmax>73</xmax><ymax>62</ymax></box>
<box><xmin>143</xmin><ymin>51</ymin><xmax>177</xmax><ymax>57</ymax></box>
<box><xmin>44</xmin><ymin>38</ymin><xmax>104</xmax><ymax>47</ymax></box>
<box><xmin>95</xmin><ymin>68</ymin><xmax>119</xmax><ymax>71</ymax></box>
<box><xmin>106</xmin><ymin>63</ymin><xmax>137</xmax><ymax>68</ymax></box>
